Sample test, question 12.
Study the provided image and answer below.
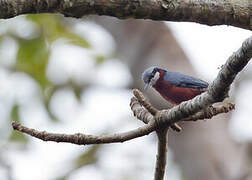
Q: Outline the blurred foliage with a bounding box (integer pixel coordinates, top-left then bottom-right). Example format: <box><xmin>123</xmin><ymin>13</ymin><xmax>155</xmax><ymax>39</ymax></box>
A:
<box><xmin>0</xmin><ymin>14</ymin><xmax>107</xmax><ymax>178</ymax></box>
<box><xmin>26</xmin><ymin>14</ymin><xmax>90</xmax><ymax>47</ymax></box>
<box><xmin>10</xmin><ymin>104</ymin><xmax>20</xmax><ymax>123</ymax></box>
<box><xmin>56</xmin><ymin>145</ymin><xmax>100</xmax><ymax>180</ymax></box>
<box><xmin>9</xmin><ymin>128</ymin><xmax>29</xmax><ymax>144</ymax></box>
<box><xmin>4</xmin><ymin>14</ymin><xmax>94</xmax><ymax>123</ymax></box>
<box><xmin>95</xmin><ymin>55</ymin><xmax>106</xmax><ymax>65</ymax></box>
<box><xmin>69</xmin><ymin>81</ymin><xmax>84</xmax><ymax>102</ymax></box>
<box><xmin>16</xmin><ymin>36</ymin><xmax>50</xmax><ymax>90</ymax></box>
<box><xmin>74</xmin><ymin>145</ymin><xmax>100</xmax><ymax>168</ymax></box>
<box><xmin>9</xmin><ymin>104</ymin><xmax>29</xmax><ymax>143</ymax></box>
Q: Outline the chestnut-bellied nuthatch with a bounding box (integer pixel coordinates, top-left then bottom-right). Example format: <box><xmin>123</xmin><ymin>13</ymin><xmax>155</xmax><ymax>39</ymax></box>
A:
<box><xmin>142</xmin><ymin>67</ymin><xmax>208</xmax><ymax>104</ymax></box>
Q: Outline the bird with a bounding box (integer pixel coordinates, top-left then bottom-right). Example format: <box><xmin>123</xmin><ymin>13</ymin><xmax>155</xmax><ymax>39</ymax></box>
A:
<box><xmin>142</xmin><ymin>67</ymin><xmax>209</xmax><ymax>105</ymax></box>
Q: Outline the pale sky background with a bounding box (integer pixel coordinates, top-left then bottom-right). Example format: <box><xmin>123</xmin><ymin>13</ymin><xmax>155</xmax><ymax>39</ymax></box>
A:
<box><xmin>0</xmin><ymin>17</ymin><xmax>252</xmax><ymax>180</ymax></box>
<box><xmin>167</xmin><ymin>22</ymin><xmax>252</xmax><ymax>141</ymax></box>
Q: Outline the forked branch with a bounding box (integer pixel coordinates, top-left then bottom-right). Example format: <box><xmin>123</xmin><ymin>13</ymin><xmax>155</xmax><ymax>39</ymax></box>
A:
<box><xmin>12</xmin><ymin>36</ymin><xmax>252</xmax><ymax>145</ymax></box>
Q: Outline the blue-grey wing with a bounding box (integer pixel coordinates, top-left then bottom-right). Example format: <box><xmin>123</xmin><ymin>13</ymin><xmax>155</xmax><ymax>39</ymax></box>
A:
<box><xmin>164</xmin><ymin>71</ymin><xmax>208</xmax><ymax>89</ymax></box>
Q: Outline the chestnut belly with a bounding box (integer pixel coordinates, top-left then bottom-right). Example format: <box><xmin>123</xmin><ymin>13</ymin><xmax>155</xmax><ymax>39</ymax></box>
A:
<box><xmin>153</xmin><ymin>83</ymin><xmax>204</xmax><ymax>105</ymax></box>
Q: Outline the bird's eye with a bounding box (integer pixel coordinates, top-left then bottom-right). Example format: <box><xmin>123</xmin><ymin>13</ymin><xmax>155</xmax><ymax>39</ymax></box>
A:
<box><xmin>149</xmin><ymin>72</ymin><xmax>155</xmax><ymax>82</ymax></box>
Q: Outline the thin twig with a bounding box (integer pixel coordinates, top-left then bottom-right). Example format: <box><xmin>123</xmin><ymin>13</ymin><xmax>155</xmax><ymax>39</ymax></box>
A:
<box><xmin>183</xmin><ymin>103</ymin><xmax>235</xmax><ymax>121</ymax></box>
<box><xmin>133</xmin><ymin>89</ymin><xmax>182</xmax><ymax>132</ymax></box>
<box><xmin>130</xmin><ymin>91</ymin><xmax>235</xmax><ymax>123</ymax></box>
<box><xmin>133</xmin><ymin>89</ymin><xmax>158</xmax><ymax>115</ymax></box>
<box><xmin>132</xmin><ymin>90</ymin><xmax>170</xmax><ymax>179</ymax></box>
<box><xmin>12</xmin><ymin>121</ymin><xmax>156</xmax><ymax>145</ymax></box>
<box><xmin>130</xmin><ymin>97</ymin><xmax>154</xmax><ymax>124</ymax></box>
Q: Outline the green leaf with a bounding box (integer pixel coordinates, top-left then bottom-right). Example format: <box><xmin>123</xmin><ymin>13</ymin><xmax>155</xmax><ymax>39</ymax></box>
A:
<box><xmin>15</xmin><ymin>35</ymin><xmax>60</xmax><ymax>122</ymax></box>
<box><xmin>43</xmin><ymin>86</ymin><xmax>59</xmax><ymax>122</ymax></box>
<box><xmin>56</xmin><ymin>177</ymin><xmax>67</xmax><ymax>180</ymax></box>
<box><xmin>16</xmin><ymin>36</ymin><xmax>50</xmax><ymax>90</ymax></box>
<box><xmin>95</xmin><ymin>55</ymin><xmax>106</xmax><ymax>65</ymax></box>
<box><xmin>67</xmin><ymin>81</ymin><xmax>84</xmax><ymax>102</ymax></box>
<box><xmin>68</xmin><ymin>37</ymin><xmax>90</xmax><ymax>48</ymax></box>
<box><xmin>9</xmin><ymin>130</ymin><xmax>29</xmax><ymax>143</ymax></box>
<box><xmin>26</xmin><ymin>14</ymin><xmax>90</xmax><ymax>47</ymax></box>
<box><xmin>73</xmin><ymin>86</ymin><xmax>82</xmax><ymax>102</ymax></box>
<box><xmin>11</xmin><ymin>104</ymin><xmax>20</xmax><ymax>122</ymax></box>
<box><xmin>13</xmin><ymin>14</ymin><xmax>92</xmax><ymax>123</ymax></box>
<box><xmin>45</xmin><ymin>102</ymin><xmax>59</xmax><ymax>122</ymax></box>
<box><xmin>55</xmin><ymin>145</ymin><xmax>101</xmax><ymax>180</ymax></box>
<box><xmin>75</xmin><ymin>145</ymin><xmax>100</xmax><ymax>168</ymax></box>
<box><xmin>9</xmin><ymin>104</ymin><xmax>29</xmax><ymax>143</ymax></box>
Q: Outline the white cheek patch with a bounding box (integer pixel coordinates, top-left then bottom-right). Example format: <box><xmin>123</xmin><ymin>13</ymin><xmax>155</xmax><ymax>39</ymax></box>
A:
<box><xmin>150</xmin><ymin>72</ymin><xmax>160</xmax><ymax>86</ymax></box>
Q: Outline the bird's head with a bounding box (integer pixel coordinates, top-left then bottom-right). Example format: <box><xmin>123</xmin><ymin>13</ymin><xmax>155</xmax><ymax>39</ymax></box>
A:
<box><xmin>142</xmin><ymin>67</ymin><xmax>164</xmax><ymax>91</ymax></box>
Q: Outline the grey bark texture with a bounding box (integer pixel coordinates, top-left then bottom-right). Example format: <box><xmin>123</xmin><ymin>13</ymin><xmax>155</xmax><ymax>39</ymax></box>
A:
<box><xmin>0</xmin><ymin>0</ymin><xmax>252</xmax><ymax>30</ymax></box>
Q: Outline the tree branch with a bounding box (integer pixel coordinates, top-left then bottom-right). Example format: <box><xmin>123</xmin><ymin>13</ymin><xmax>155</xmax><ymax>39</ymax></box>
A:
<box><xmin>12</xmin><ymin>121</ymin><xmax>156</xmax><ymax>145</ymax></box>
<box><xmin>131</xmin><ymin>91</ymin><xmax>170</xmax><ymax>180</ymax></box>
<box><xmin>0</xmin><ymin>0</ymin><xmax>252</xmax><ymax>30</ymax></box>
<box><xmin>155</xmin><ymin>36</ymin><xmax>252</xmax><ymax>127</ymax></box>
<box><xmin>155</xmin><ymin>128</ymin><xmax>169</xmax><ymax>180</ymax></box>
<box><xmin>12</xmin><ymin>36</ymin><xmax>251</xmax><ymax>145</ymax></box>
<box><xmin>182</xmin><ymin>103</ymin><xmax>235</xmax><ymax>121</ymax></box>
<box><xmin>11</xmin><ymin>96</ymin><xmax>234</xmax><ymax>145</ymax></box>
<box><xmin>132</xmin><ymin>89</ymin><xmax>182</xmax><ymax>132</ymax></box>
<box><xmin>132</xmin><ymin>89</ymin><xmax>235</xmax><ymax>123</ymax></box>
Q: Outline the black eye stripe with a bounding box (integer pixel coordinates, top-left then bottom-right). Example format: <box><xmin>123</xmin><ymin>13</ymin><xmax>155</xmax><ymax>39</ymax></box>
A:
<box><xmin>151</xmin><ymin>71</ymin><xmax>156</xmax><ymax>76</ymax></box>
<box><xmin>149</xmin><ymin>72</ymin><xmax>156</xmax><ymax>82</ymax></box>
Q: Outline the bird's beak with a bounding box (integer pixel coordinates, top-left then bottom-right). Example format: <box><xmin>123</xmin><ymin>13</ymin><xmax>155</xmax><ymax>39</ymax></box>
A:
<box><xmin>144</xmin><ymin>83</ymin><xmax>150</xmax><ymax>92</ymax></box>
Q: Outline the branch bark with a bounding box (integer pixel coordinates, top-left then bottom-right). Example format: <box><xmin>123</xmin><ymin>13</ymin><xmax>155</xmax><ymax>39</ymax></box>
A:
<box><xmin>133</xmin><ymin>88</ymin><xmax>182</xmax><ymax>131</ymax></box>
<box><xmin>12</xmin><ymin>121</ymin><xmax>156</xmax><ymax>145</ymax></box>
<box><xmin>0</xmin><ymin>0</ymin><xmax>252</xmax><ymax>30</ymax></box>
<box><xmin>132</xmin><ymin>90</ymin><xmax>170</xmax><ymax>180</ymax></box>
<box><xmin>155</xmin><ymin>128</ymin><xmax>168</xmax><ymax>180</ymax></box>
